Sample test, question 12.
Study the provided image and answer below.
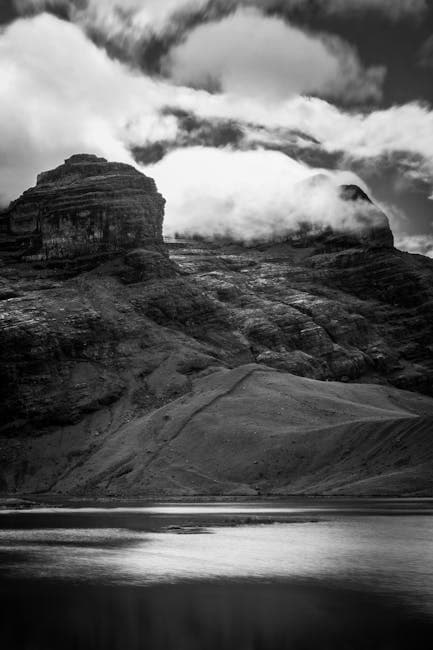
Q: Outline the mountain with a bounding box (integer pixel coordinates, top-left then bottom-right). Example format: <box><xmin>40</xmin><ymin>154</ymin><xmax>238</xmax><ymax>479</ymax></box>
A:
<box><xmin>0</xmin><ymin>155</ymin><xmax>432</xmax><ymax>496</ymax></box>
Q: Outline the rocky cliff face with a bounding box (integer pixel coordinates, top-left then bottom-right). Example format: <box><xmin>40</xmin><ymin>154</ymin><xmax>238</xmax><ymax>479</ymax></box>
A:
<box><xmin>0</xmin><ymin>156</ymin><xmax>432</xmax><ymax>497</ymax></box>
<box><xmin>168</xmin><ymin>235</ymin><xmax>433</xmax><ymax>395</ymax></box>
<box><xmin>0</xmin><ymin>154</ymin><xmax>165</xmax><ymax>264</ymax></box>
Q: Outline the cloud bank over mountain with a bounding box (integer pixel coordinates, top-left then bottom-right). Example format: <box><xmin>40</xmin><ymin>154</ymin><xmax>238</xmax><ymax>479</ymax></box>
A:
<box><xmin>149</xmin><ymin>147</ymin><xmax>376</xmax><ymax>241</ymax></box>
<box><xmin>1</xmin><ymin>1</ymin><xmax>433</xmax><ymax>255</ymax></box>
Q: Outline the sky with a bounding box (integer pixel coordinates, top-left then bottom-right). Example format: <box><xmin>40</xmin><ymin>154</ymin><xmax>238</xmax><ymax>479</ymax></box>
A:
<box><xmin>0</xmin><ymin>0</ymin><xmax>432</xmax><ymax>253</ymax></box>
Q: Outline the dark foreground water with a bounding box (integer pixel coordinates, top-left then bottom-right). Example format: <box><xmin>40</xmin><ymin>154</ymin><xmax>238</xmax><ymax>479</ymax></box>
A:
<box><xmin>1</xmin><ymin>499</ymin><xmax>433</xmax><ymax>650</ymax></box>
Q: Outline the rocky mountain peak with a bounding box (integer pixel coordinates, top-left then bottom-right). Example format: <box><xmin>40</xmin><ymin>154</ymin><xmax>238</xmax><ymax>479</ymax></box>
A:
<box><xmin>335</xmin><ymin>182</ymin><xmax>394</xmax><ymax>249</ymax></box>
<box><xmin>339</xmin><ymin>184</ymin><xmax>372</xmax><ymax>202</ymax></box>
<box><xmin>0</xmin><ymin>154</ymin><xmax>165</xmax><ymax>264</ymax></box>
<box><xmin>66</xmin><ymin>153</ymin><xmax>107</xmax><ymax>164</ymax></box>
<box><xmin>291</xmin><ymin>175</ymin><xmax>394</xmax><ymax>250</ymax></box>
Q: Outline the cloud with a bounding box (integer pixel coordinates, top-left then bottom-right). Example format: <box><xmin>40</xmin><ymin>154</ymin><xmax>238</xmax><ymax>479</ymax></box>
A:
<box><xmin>418</xmin><ymin>34</ymin><xmax>433</xmax><ymax>68</ymax></box>
<box><xmin>0</xmin><ymin>16</ymin><xmax>385</xmax><ymax>240</ymax></box>
<box><xmin>347</xmin><ymin>151</ymin><xmax>433</xmax><ymax>194</ymax></box>
<box><xmin>163</xmin><ymin>8</ymin><xmax>385</xmax><ymax>103</ymax></box>
<box><xmin>15</xmin><ymin>0</ymin><xmax>428</xmax><ymax>25</ymax></box>
<box><xmin>1</xmin><ymin>11</ymin><xmax>433</xmax><ymax>239</ymax></box>
<box><xmin>55</xmin><ymin>0</ymin><xmax>209</xmax><ymax>45</ymax></box>
<box><xmin>13</xmin><ymin>0</ymin><xmax>211</xmax><ymax>69</ymax></box>
<box><xmin>0</xmin><ymin>13</ymin><xmax>182</xmax><ymax>202</ymax></box>
<box><xmin>395</xmin><ymin>234</ymin><xmax>433</xmax><ymax>258</ymax></box>
<box><xmin>13</xmin><ymin>0</ymin><xmax>425</xmax><ymax>81</ymax></box>
<box><xmin>294</xmin><ymin>0</ymin><xmax>428</xmax><ymax>20</ymax></box>
<box><xmin>170</xmin><ymin>93</ymin><xmax>433</xmax><ymax>182</ymax></box>
<box><xmin>147</xmin><ymin>146</ymin><xmax>384</xmax><ymax>242</ymax></box>
<box><xmin>131</xmin><ymin>109</ymin><xmax>245</xmax><ymax>165</ymax></box>
<box><xmin>0</xmin><ymin>0</ymin><xmax>20</xmax><ymax>25</ymax></box>
<box><xmin>14</xmin><ymin>0</ymin><xmax>207</xmax><ymax>28</ymax></box>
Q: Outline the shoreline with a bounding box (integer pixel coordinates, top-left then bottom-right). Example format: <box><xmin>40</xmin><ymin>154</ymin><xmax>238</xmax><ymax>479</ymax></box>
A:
<box><xmin>1</xmin><ymin>494</ymin><xmax>433</xmax><ymax>512</ymax></box>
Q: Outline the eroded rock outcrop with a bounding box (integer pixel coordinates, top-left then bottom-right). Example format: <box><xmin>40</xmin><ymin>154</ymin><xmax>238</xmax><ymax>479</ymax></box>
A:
<box><xmin>169</xmin><ymin>229</ymin><xmax>433</xmax><ymax>394</ymax></box>
<box><xmin>0</xmin><ymin>154</ymin><xmax>165</xmax><ymax>263</ymax></box>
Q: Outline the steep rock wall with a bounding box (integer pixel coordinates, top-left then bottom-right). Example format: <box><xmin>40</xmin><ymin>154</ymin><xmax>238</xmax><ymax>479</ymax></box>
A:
<box><xmin>0</xmin><ymin>154</ymin><xmax>165</xmax><ymax>262</ymax></box>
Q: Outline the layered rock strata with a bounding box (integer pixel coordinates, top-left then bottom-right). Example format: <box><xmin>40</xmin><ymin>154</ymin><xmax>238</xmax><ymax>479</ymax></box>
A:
<box><xmin>0</xmin><ymin>154</ymin><xmax>165</xmax><ymax>263</ymax></box>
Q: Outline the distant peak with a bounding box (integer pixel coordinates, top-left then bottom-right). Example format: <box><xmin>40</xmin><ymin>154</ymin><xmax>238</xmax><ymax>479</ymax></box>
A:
<box><xmin>339</xmin><ymin>184</ymin><xmax>372</xmax><ymax>203</ymax></box>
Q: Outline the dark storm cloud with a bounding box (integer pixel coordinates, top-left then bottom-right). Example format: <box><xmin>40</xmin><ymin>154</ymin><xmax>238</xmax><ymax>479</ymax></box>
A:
<box><xmin>348</xmin><ymin>151</ymin><xmax>433</xmax><ymax>237</ymax></box>
<box><xmin>131</xmin><ymin>107</ymin><xmax>349</xmax><ymax>175</ymax></box>
<box><xmin>255</xmin><ymin>0</ymin><xmax>428</xmax><ymax>21</ymax></box>
<box><xmin>349</xmin><ymin>151</ymin><xmax>433</xmax><ymax>199</ymax></box>
<box><xmin>131</xmin><ymin>108</ymin><xmax>319</xmax><ymax>165</ymax></box>
<box><xmin>394</xmin><ymin>234</ymin><xmax>433</xmax><ymax>258</ymax></box>
<box><xmin>131</xmin><ymin>107</ymin><xmax>344</xmax><ymax>179</ymax></box>
<box><xmin>418</xmin><ymin>35</ymin><xmax>433</xmax><ymax>68</ymax></box>
<box><xmin>13</xmin><ymin>1</ymin><xmax>426</xmax><ymax>79</ymax></box>
<box><xmin>0</xmin><ymin>0</ymin><xmax>20</xmax><ymax>25</ymax></box>
<box><xmin>131</xmin><ymin>109</ymin><xmax>244</xmax><ymax>164</ymax></box>
<box><xmin>79</xmin><ymin>1</ymin><xmax>230</xmax><ymax>75</ymax></box>
<box><xmin>13</xmin><ymin>1</ymin><xmax>231</xmax><ymax>74</ymax></box>
<box><xmin>13</xmin><ymin>0</ymin><xmax>77</xmax><ymax>21</ymax></box>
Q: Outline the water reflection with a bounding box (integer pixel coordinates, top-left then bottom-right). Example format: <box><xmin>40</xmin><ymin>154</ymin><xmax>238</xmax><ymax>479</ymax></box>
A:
<box><xmin>1</xmin><ymin>518</ymin><xmax>432</xmax><ymax>603</ymax></box>
<box><xmin>0</xmin><ymin>502</ymin><xmax>432</xmax><ymax>650</ymax></box>
<box><xmin>3</xmin><ymin>578</ymin><xmax>431</xmax><ymax>650</ymax></box>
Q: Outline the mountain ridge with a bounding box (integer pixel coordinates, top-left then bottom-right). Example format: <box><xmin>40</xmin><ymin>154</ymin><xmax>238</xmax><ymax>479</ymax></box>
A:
<box><xmin>0</xmin><ymin>155</ymin><xmax>432</xmax><ymax>496</ymax></box>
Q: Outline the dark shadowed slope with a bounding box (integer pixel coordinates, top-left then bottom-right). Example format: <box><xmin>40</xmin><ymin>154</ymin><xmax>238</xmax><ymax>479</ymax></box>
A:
<box><xmin>5</xmin><ymin>365</ymin><xmax>433</xmax><ymax>497</ymax></box>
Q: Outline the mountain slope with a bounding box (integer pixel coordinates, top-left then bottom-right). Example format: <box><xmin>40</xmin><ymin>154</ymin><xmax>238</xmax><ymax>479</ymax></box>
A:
<box><xmin>3</xmin><ymin>365</ymin><xmax>433</xmax><ymax>497</ymax></box>
<box><xmin>1</xmin><ymin>155</ymin><xmax>433</xmax><ymax>497</ymax></box>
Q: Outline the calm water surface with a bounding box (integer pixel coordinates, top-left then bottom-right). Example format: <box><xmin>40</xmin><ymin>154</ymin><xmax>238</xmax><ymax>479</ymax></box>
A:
<box><xmin>1</xmin><ymin>499</ymin><xmax>432</xmax><ymax>649</ymax></box>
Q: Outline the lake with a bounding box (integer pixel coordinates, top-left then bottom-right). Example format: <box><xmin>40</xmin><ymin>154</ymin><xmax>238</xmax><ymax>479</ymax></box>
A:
<box><xmin>0</xmin><ymin>499</ymin><xmax>432</xmax><ymax>649</ymax></box>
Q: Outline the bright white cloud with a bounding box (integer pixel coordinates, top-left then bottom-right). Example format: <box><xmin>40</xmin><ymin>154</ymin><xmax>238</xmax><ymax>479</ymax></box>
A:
<box><xmin>0</xmin><ymin>13</ymin><xmax>181</xmax><ymax>202</ymax></box>
<box><xmin>395</xmin><ymin>234</ymin><xmax>433</xmax><ymax>258</ymax></box>
<box><xmin>148</xmin><ymin>146</ymin><xmax>382</xmax><ymax>241</ymax></box>
<box><xmin>1</xmin><ymin>11</ymin><xmax>433</xmax><ymax>246</ymax></box>
<box><xmin>164</xmin><ymin>9</ymin><xmax>385</xmax><ymax>103</ymax></box>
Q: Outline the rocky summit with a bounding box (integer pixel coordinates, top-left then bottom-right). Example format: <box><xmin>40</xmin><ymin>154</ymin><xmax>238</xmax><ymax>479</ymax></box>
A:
<box><xmin>0</xmin><ymin>154</ymin><xmax>165</xmax><ymax>264</ymax></box>
<box><xmin>1</xmin><ymin>156</ymin><xmax>433</xmax><ymax>497</ymax></box>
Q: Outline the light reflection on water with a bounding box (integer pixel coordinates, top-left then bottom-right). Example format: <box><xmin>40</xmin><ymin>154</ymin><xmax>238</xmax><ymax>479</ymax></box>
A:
<box><xmin>1</xmin><ymin>500</ymin><xmax>432</xmax><ymax>516</ymax></box>
<box><xmin>1</xmin><ymin>512</ymin><xmax>433</xmax><ymax>611</ymax></box>
<box><xmin>1</xmin><ymin>503</ymin><xmax>433</xmax><ymax>650</ymax></box>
